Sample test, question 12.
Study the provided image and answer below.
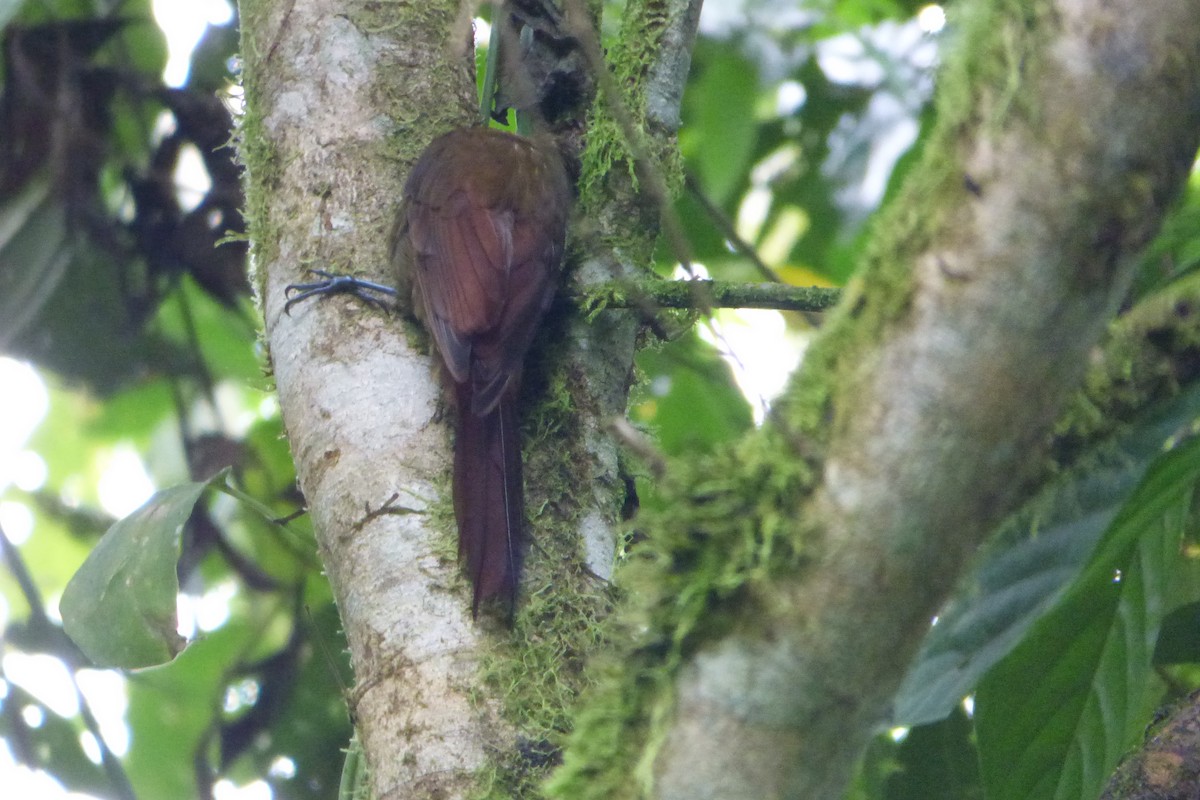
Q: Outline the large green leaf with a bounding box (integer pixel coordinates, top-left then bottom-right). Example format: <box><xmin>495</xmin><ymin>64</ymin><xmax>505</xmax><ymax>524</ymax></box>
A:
<box><xmin>152</xmin><ymin>277</ymin><xmax>262</xmax><ymax>386</ymax></box>
<box><xmin>60</xmin><ymin>481</ymin><xmax>208</xmax><ymax>668</ymax></box>
<box><xmin>973</xmin><ymin>435</ymin><xmax>1200</xmax><ymax>800</ymax></box>
<box><xmin>1152</xmin><ymin>600</ymin><xmax>1200</xmax><ymax>665</ymax></box>
<box><xmin>681</xmin><ymin>44</ymin><xmax>760</xmax><ymax>206</ymax></box>
<box><xmin>124</xmin><ymin>615</ymin><xmax>264</xmax><ymax>799</ymax></box>
<box><xmin>894</xmin><ymin>384</ymin><xmax>1200</xmax><ymax>725</ymax></box>
<box><xmin>6</xmin><ymin>242</ymin><xmax>186</xmax><ymax>392</ymax></box>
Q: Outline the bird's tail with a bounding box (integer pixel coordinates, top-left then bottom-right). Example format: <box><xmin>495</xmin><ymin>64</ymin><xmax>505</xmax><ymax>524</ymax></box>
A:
<box><xmin>454</xmin><ymin>383</ymin><xmax>522</xmax><ymax>616</ymax></box>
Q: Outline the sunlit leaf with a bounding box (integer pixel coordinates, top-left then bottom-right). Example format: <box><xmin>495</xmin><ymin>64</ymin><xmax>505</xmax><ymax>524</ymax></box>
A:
<box><xmin>60</xmin><ymin>481</ymin><xmax>209</xmax><ymax>668</ymax></box>
<box><xmin>84</xmin><ymin>380</ymin><xmax>175</xmax><ymax>442</ymax></box>
<box><xmin>153</xmin><ymin>277</ymin><xmax>261</xmax><ymax>385</ymax></box>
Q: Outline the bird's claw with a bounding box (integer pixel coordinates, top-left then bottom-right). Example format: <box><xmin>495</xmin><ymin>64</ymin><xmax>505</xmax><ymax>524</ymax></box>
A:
<box><xmin>283</xmin><ymin>269</ymin><xmax>399</xmax><ymax>316</ymax></box>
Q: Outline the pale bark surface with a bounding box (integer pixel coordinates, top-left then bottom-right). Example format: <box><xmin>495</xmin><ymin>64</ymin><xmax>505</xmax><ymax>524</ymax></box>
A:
<box><xmin>651</xmin><ymin>0</ymin><xmax>1200</xmax><ymax>797</ymax></box>
<box><xmin>240</xmin><ymin>1</ymin><xmax>492</xmax><ymax>797</ymax></box>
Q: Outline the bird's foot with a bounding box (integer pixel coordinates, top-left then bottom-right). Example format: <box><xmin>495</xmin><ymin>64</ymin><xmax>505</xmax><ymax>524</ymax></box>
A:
<box><xmin>283</xmin><ymin>269</ymin><xmax>398</xmax><ymax>315</ymax></box>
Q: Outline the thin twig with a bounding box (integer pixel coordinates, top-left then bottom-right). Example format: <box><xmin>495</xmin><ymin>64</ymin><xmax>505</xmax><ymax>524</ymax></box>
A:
<box><xmin>683</xmin><ymin>172</ymin><xmax>784</xmax><ymax>284</ymax></box>
<box><xmin>608</xmin><ymin>417</ymin><xmax>667</xmax><ymax>477</ymax></box>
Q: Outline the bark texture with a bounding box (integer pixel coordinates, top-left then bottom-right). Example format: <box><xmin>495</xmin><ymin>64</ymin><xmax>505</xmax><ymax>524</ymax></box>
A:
<box><xmin>1102</xmin><ymin>689</ymin><xmax>1200</xmax><ymax>800</ymax></box>
<box><xmin>238</xmin><ymin>1</ymin><xmax>490</xmax><ymax>797</ymax></box>
<box><xmin>646</xmin><ymin>0</ymin><xmax>1200</xmax><ymax>797</ymax></box>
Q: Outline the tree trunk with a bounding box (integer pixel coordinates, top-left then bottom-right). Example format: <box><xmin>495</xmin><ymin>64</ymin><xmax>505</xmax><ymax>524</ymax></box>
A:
<box><xmin>240</xmin><ymin>1</ymin><xmax>494</xmax><ymax>796</ymax></box>
<box><xmin>238</xmin><ymin>0</ymin><xmax>698</xmax><ymax>796</ymax></box>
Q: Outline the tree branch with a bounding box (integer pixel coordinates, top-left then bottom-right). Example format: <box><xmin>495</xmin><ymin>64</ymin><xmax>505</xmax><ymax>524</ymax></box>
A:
<box><xmin>683</xmin><ymin>172</ymin><xmax>784</xmax><ymax>283</ymax></box>
<box><xmin>581</xmin><ymin>279</ymin><xmax>840</xmax><ymax>313</ymax></box>
<box><xmin>659</xmin><ymin>0</ymin><xmax>1200</xmax><ymax>795</ymax></box>
<box><xmin>1102</xmin><ymin>689</ymin><xmax>1200</xmax><ymax>799</ymax></box>
<box><xmin>552</xmin><ymin>0</ymin><xmax>1200</xmax><ymax>796</ymax></box>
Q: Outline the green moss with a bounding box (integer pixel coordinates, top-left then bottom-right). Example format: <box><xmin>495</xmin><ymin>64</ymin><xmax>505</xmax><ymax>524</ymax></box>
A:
<box><xmin>578</xmin><ymin>0</ymin><xmax>682</xmax><ymax>222</ymax></box>
<box><xmin>475</xmin><ymin>585</ymin><xmax>614</xmax><ymax>799</ymax></box>
<box><xmin>349</xmin><ymin>2</ymin><xmax>475</xmax><ymax>157</ymax></box>
<box><xmin>936</xmin><ymin>0</ymin><xmax>1055</xmax><ymax>133</ymax></box>
<box><xmin>546</xmin><ymin>427</ymin><xmax>816</xmax><ymax>798</ymax></box>
<box><xmin>775</xmin><ymin>0</ymin><xmax>1059</xmax><ymax>446</ymax></box>
<box><xmin>1053</xmin><ymin>270</ymin><xmax>1200</xmax><ymax>462</ymax></box>
<box><xmin>233</xmin><ymin>0</ymin><xmax>283</xmax><ymax>305</ymax></box>
<box><xmin>462</xmin><ymin>315</ymin><xmax>623</xmax><ymax>798</ymax></box>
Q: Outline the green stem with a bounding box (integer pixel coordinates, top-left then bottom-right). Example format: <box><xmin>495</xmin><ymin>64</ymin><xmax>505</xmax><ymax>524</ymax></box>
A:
<box><xmin>480</xmin><ymin>6</ymin><xmax>503</xmax><ymax>124</ymax></box>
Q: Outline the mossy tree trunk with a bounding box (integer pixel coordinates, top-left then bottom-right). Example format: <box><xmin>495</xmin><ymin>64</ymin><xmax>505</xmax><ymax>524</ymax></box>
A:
<box><xmin>238</xmin><ymin>0</ymin><xmax>1200</xmax><ymax>799</ymax></box>
<box><xmin>237</xmin><ymin>0</ymin><xmax>696</xmax><ymax>797</ymax></box>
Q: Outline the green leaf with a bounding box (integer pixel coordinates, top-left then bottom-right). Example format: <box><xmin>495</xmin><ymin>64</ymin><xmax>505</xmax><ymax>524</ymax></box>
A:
<box><xmin>632</xmin><ymin>330</ymin><xmax>754</xmax><ymax>456</ymax></box>
<box><xmin>84</xmin><ymin>380</ymin><xmax>175</xmax><ymax>442</ymax></box>
<box><xmin>973</xmin><ymin>435</ymin><xmax>1200</xmax><ymax>800</ymax></box>
<box><xmin>153</xmin><ymin>276</ymin><xmax>262</xmax><ymax>386</ymax></box>
<box><xmin>886</xmin><ymin>707</ymin><xmax>983</xmax><ymax>800</ymax></box>
<box><xmin>682</xmin><ymin>45</ymin><xmax>760</xmax><ymax>206</ymax></box>
<box><xmin>7</xmin><ymin>242</ymin><xmax>184</xmax><ymax>392</ymax></box>
<box><xmin>60</xmin><ymin>481</ymin><xmax>209</xmax><ymax>668</ymax></box>
<box><xmin>124</xmin><ymin>615</ymin><xmax>263</xmax><ymax>798</ymax></box>
<box><xmin>1131</xmin><ymin>172</ymin><xmax>1200</xmax><ymax>300</ymax></box>
<box><xmin>119</xmin><ymin>13</ymin><xmax>167</xmax><ymax>79</ymax></box>
<box><xmin>894</xmin><ymin>383</ymin><xmax>1200</xmax><ymax>725</ymax></box>
<box><xmin>1153</xmin><ymin>600</ymin><xmax>1200</xmax><ymax>665</ymax></box>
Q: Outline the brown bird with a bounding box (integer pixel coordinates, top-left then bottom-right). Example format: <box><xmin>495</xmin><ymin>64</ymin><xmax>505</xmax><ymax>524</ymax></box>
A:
<box><xmin>393</xmin><ymin>127</ymin><xmax>571</xmax><ymax>614</ymax></box>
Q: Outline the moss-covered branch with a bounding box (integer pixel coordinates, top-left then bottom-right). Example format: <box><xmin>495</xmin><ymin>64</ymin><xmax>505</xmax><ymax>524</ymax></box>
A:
<box><xmin>477</xmin><ymin>0</ymin><xmax>705</xmax><ymax>797</ymax></box>
<box><xmin>581</xmin><ymin>279</ymin><xmax>840</xmax><ymax>313</ymax></box>
<box><xmin>550</xmin><ymin>0</ymin><xmax>1200</xmax><ymax>797</ymax></box>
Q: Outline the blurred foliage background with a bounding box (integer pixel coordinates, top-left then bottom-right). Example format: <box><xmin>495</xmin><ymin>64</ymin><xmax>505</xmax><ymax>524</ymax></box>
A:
<box><xmin>2</xmin><ymin>0</ymin><xmax>1200</xmax><ymax>799</ymax></box>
